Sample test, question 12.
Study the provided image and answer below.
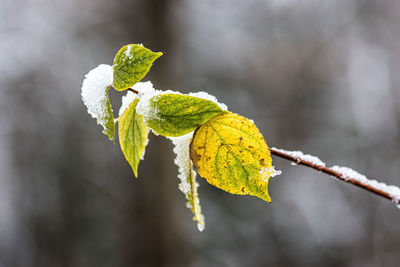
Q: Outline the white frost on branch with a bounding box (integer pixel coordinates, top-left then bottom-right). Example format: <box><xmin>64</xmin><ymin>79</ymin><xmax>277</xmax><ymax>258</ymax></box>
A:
<box><xmin>331</xmin><ymin>166</ymin><xmax>400</xmax><ymax>208</ymax></box>
<box><xmin>273</xmin><ymin>147</ymin><xmax>400</xmax><ymax>209</ymax></box>
<box><xmin>81</xmin><ymin>64</ymin><xmax>114</xmax><ymax>131</ymax></box>
<box><xmin>272</xmin><ymin>147</ymin><xmax>326</xmax><ymax>167</ymax></box>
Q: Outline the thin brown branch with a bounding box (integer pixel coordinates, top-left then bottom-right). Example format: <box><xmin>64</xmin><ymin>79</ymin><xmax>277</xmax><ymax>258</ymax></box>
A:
<box><xmin>270</xmin><ymin>147</ymin><xmax>400</xmax><ymax>205</ymax></box>
<box><xmin>127</xmin><ymin>88</ymin><xmax>139</xmax><ymax>94</ymax></box>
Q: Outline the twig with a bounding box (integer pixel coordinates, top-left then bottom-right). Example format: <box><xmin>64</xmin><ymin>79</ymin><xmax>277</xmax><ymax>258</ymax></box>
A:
<box><xmin>270</xmin><ymin>147</ymin><xmax>400</xmax><ymax>206</ymax></box>
<box><xmin>128</xmin><ymin>88</ymin><xmax>139</xmax><ymax>94</ymax></box>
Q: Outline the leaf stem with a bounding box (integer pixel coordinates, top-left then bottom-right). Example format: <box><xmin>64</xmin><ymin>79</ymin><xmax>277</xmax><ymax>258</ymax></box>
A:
<box><xmin>128</xmin><ymin>88</ymin><xmax>139</xmax><ymax>94</ymax></box>
<box><xmin>269</xmin><ymin>147</ymin><xmax>400</xmax><ymax>206</ymax></box>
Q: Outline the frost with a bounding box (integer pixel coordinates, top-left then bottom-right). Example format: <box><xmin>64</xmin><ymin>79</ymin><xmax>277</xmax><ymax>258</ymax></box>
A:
<box><xmin>135</xmin><ymin>87</ymin><xmax>163</xmax><ymax>122</ymax></box>
<box><xmin>169</xmin><ymin>132</ymin><xmax>205</xmax><ymax>231</ymax></box>
<box><xmin>124</xmin><ymin>45</ymin><xmax>132</xmax><ymax>57</ymax></box>
<box><xmin>272</xmin><ymin>147</ymin><xmax>326</xmax><ymax>167</ymax></box>
<box><xmin>118</xmin><ymin>81</ymin><xmax>157</xmax><ymax>116</ymax></box>
<box><xmin>272</xmin><ymin>147</ymin><xmax>400</xmax><ymax>209</ymax></box>
<box><xmin>170</xmin><ymin>133</ymin><xmax>193</xmax><ymax>194</ymax></box>
<box><xmin>330</xmin><ymin>166</ymin><xmax>367</xmax><ymax>182</ymax></box>
<box><xmin>81</xmin><ymin>64</ymin><xmax>114</xmax><ymax>133</ymax></box>
<box><xmin>189</xmin><ymin>91</ymin><xmax>228</xmax><ymax>111</ymax></box>
<box><xmin>81</xmin><ymin>64</ymin><xmax>114</xmax><ymax>119</ymax></box>
<box><xmin>260</xmin><ymin>166</ymin><xmax>282</xmax><ymax>181</ymax></box>
<box><xmin>129</xmin><ymin>81</ymin><xmax>163</xmax><ymax>129</ymax></box>
<box><xmin>330</xmin><ymin>166</ymin><xmax>400</xmax><ymax>208</ymax></box>
<box><xmin>141</xmin><ymin>137</ymin><xmax>150</xmax><ymax>161</ymax></box>
<box><xmin>133</xmin><ymin>81</ymin><xmax>156</xmax><ymax>97</ymax></box>
<box><xmin>196</xmin><ymin>217</ymin><xmax>205</xmax><ymax>232</ymax></box>
<box><xmin>118</xmin><ymin>91</ymin><xmax>137</xmax><ymax>116</ymax></box>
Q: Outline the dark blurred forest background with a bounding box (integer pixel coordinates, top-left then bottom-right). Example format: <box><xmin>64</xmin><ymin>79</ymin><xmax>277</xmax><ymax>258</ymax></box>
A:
<box><xmin>1</xmin><ymin>0</ymin><xmax>400</xmax><ymax>266</ymax></box>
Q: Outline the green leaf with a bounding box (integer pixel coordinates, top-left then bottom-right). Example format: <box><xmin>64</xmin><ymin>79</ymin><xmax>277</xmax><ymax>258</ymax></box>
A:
<box><xmin>102</xmin><ymin>89</ymin><xmax>116</xmax><ymax>141</ymax></box>
<box><xmin>118</xmin><ymin>98</ymin><xmax>149</xmax><ymax>177</ymax></box>
<box><xmin>190</xmin><ymin>112</ymin><xmax>273</xmax><ymax>202</ymax></box>
<box><xmin>112</xmin><ymin>44</ymin><xmax>162</xmax><ymax>91</ymax></box>
<box><xmin>144</xmin><ymin>94</ymin><xmax>225</xmax><ymax>137</ymax></box>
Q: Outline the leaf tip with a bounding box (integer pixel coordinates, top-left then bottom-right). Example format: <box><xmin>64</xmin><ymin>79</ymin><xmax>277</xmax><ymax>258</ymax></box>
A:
<box><xmin>197</xmin><ymin>222</ymin><xmax>205</xmax><ymax>232</ymax></box>
<box><xmin>132</xmin><ymin>168</ymin><xmax>139</xmax><ymax>178</ymax></box>
<box><xmin>103</xmin><ymin>127</ymin><xmax>115</xmax><ymax>143</ymax></box>
<box><xmin>264</xmin><ymin>195</ymin><xmax>272</xmax><ymax>203</ymax></box>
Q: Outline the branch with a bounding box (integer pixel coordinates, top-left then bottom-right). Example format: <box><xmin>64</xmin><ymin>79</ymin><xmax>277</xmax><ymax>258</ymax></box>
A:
<box><xmin>127</xmin><ymin>88</ymin><xmax>139</xmax><ymax>94</ymax></box>
<box><xmin>270</xmin><ymin>147</ymin><xmax>400</xmax><ymax>208</ymax></box>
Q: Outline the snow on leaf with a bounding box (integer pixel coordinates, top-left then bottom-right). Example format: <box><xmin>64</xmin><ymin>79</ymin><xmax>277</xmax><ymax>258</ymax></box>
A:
<box><xmin>190</xmin><ymin>112</ymin><xmax>273</xmax><ymax>202</ymax></box>
<box><xmin>119</xmin><ymin>90</ymin><xmax>138</xmax><ymax>116</ymax></box>
<box><xmin>132</xmin><ymin>81</ymin><xmax>156</xmax><ymax>98</ymax></box>
<box><xmin>112</xmin><ymin>44</ymin><xmax>162</xmax><ymax>91</ymax></box>
<box><xmin>120</xmin><ymin>81</ymin><xmax>157</xmax><ymax>118</ymax></box>
<box><xmin>118</xmin><ymin>98</ymin><xmax>149</xmax><ymax>177</ymax></box>
<box><xmin>143</xmin><ymin>93</ymin><xmax>225</xmax><ymax>137</ymax></box>
<box><xmin>170</xmin><ymin>133</ymin><xmax>205</xmax><ymax>231</ymax></box>
<box><xmin>188</xmin><ymin>91</ymin><xmax>228</xmax><ymax>111</ymax></box>
<box><xmin>260</xmin><ymin>166</ymin><xmax>282</xmax><ymax>180</ymax></box>
<box><xmin>81</xmin><ymin>64</ymin><xmax>115</xmax><ymax>141</ymax></box>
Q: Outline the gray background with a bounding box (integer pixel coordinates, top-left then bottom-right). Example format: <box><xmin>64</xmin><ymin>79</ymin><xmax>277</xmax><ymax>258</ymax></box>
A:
<box><xmin>1</xmin><ymin>0</ymin><xmax>400</xmax><ymax>266</ymax></box>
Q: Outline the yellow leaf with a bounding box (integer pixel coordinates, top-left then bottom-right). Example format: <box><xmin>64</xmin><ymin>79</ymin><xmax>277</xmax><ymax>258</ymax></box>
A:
<box><xmin>190</xmin><ymin>112</ymin><xmax>272</xmax><ymax>202</ymax></box>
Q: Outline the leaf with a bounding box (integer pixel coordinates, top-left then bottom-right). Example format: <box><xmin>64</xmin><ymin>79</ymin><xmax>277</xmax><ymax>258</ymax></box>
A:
<box><xmin>112</xmin><ymin>44</ymin><xmax>162</xmax><ymax>91</ymax></box>
<box><xmin>101</xmin><ymin>92</ymin><xmax>116</xmax><ymax>141</ymax></box>
<box><xmin>190</xmin><ymin>112</ymin><xmax>273</xmax><ymax>202</ymax></box>
<box><xmin>144</xmin><ymin>94</ymin><xmax>225</xmax><ymax>137</ymax></box>
<box><xmin>185</xmin><ymin>162</ymin><xmax>205</xmax><ymax>231</ymax></box>
<box><xmin>170</xmin><ymin>133</ymin><xmax>205</xmax><ymax>231</ymax></box>
<box><xmin>118</xmin><ymin>98</ymin><xmax>149</xmax><ymax>177</ymax></box>
<box><xmin>81</xmin><ymin>64</ymin><xmax>115</xmax><ymax>141</ymax></box>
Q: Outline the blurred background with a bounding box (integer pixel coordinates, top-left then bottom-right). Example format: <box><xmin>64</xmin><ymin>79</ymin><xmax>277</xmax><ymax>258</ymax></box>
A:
<box><xmin>1</xmin><ymin>0</ymin><xmax>400</xmax><ymax>266</ymax></box>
